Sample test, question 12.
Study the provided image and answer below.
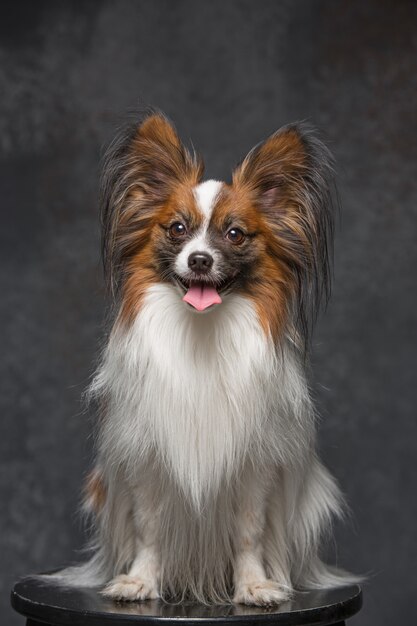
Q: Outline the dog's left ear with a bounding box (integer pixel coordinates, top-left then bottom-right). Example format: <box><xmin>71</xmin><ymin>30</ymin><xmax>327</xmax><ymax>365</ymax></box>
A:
<box><xmin>233</xmin><ymin>123</ymin><xmax>335</xmax><ymax>338</ymax></box>
<box><xmin>233</xmin><ymin>123</ymin><xmax>334</xmax><ymax>222</ymax></box>
<box><xmin>233</xmin><ymin>125</ymin><xmax>308</xmax><ymax>204</ymax></box>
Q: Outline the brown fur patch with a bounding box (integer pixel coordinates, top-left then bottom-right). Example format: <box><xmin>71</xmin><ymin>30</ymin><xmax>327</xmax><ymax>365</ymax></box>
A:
<box><xmin>84</xmin><ymin>468</ymin><xmax>106</xmax><ymax>513</ymax></box>
<box><xmin>228</xmin><ymin>125</ymin><xmax>333</xmax><ymax>344</ymax></box>
<box><xmin>119</xmin><ymin>181</ymin><xmax>204</xmax><ymax>324</ymax></box>
<box><xmin>101</xmin><ymin>113</ymin><xmax>204</xmax><ymax>324</ymax></box>
<box><xmin>136</xmin><ymin>114</ymin><xmax>182</xmax><ymax>148</ymax></box>
<box><xmin>211</xmin><ymin>184</ymin><xmax>292</xmax><ymax>340</ymax></box>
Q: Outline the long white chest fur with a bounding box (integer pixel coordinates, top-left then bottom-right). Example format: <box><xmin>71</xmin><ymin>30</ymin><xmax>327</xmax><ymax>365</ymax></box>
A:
<box><xmin>92</xmin><ymin>283</ymin><xmax>313</xmax><ymax>508</ymax></box>
<box><xmin>57</xmin><ymin>286</ymin><xmax>348</xmax><ymax>601</ymax></box>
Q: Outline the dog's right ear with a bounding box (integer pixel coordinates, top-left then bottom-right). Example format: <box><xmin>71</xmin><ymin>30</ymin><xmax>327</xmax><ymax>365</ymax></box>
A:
<box><xmin>135</xmin><ymin>113</ymin><xmax>181</xmax><ymax>150</ymax></box>
<box><xmin>101</xmin><ymin>112</ymin><xmax>203</xmax><ymax>291</ymax></box>
<box><xmin>128</xmin><ymin>113</ymin><xmax>202</xmax><ymax>200</ymax></box>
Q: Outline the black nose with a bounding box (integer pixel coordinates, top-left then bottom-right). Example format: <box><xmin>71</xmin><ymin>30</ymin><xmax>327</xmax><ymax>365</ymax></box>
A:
<box><xmin>188</xmin><ymin>251</ymin><xmax>213</xmax><ymax>274</ymax></box>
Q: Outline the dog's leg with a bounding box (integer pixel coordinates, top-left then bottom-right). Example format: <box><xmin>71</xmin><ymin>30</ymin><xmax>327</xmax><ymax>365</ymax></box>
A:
<box><xmin>233</xmin><ymin>466</ymin><xmax>292</xmax><ymax>606</ymax></box>
<box><xmin>102</xmin><ymin>485</ymin><xmax>160</xmax><ymax>601</ymax></box>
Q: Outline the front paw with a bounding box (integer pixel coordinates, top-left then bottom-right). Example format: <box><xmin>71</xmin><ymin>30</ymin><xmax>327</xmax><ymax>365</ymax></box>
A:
<box><xmin>233</xmin><ymin>580</ymin><xmax>291</xmax><ymax>606</ymax></box>
<box><xmin>102</xmin><ymin>575</ymin><xmax>159</xmax><ymax>601</ymax></box>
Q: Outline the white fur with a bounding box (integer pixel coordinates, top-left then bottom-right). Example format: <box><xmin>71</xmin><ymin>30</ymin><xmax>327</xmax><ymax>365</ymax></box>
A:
<box><xmin>93</xmin><ymin>285</ymin><xmax>312</xmax><ymax>506</ymax></box>
<box><xmin>193</xmin><ymin>179</ymin><xmax>223</xmax><ymax>219</ymax></box>
<box><xmin>49</xmin><ymin>283</ymin><xmax>358</xmax><ymax>603</ymax></box>
<box><xmin>174</xmin><ymin>180</ymin><xmax>222</xmax><ymax>277</ymax></box>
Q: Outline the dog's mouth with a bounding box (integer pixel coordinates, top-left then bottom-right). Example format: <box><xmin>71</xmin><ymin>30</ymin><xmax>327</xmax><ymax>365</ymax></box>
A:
<box><xmin>174</xmin><ymin>275</ymin><xmax>237</xmax><ymax>311</ymax></box>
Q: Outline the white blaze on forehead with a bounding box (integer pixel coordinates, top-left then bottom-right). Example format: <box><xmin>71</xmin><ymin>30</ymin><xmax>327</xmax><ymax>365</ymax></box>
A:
<box><xmin>175</xmin><ymin>180</ymin><xmax>224</xmax><ymax>277</ymax></box>
<box><xmin>194</xmin><ymin>179</ymin><xmax>223</xmax><ymax>221</ymax></box>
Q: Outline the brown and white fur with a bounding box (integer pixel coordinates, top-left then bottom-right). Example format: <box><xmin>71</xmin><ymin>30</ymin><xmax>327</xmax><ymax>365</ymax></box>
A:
<box><xmin>51</xmin><ymin>111</ymin><xmax>357</xmax><ymax>605</ymax></box>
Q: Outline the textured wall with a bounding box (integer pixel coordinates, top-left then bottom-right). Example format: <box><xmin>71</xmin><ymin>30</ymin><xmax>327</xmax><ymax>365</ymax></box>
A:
<box><xmin>1</xmin><ymin>1</ymin><xmax>416</xmax><ymax>624</ymax></box>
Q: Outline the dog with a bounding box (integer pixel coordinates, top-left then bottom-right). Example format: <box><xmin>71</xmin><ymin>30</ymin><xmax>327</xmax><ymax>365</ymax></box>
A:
<box><xmin>52</xmin><ymin>111</ymin><xmax>357</xmax><ymax>606</ymax></box>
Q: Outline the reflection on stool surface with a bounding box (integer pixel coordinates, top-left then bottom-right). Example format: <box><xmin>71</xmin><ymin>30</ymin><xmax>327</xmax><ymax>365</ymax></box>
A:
<box><xmin>11</xmin><ymin>575</ymin><xmax>362</xmax><ymax>626</ymax></box>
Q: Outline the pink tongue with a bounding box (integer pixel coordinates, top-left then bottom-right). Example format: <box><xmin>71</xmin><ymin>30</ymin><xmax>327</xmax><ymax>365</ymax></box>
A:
<box><xmin>183</xmin><ymin>281</ymin><xmax>222</xmax><ymax>311</ymax></box>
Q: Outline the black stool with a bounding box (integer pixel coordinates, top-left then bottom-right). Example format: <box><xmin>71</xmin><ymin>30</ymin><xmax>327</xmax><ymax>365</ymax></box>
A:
<box><xmin>11</xmin><ymin>576</ymin><xmax>362</xmax><ymax>626</ymax></box>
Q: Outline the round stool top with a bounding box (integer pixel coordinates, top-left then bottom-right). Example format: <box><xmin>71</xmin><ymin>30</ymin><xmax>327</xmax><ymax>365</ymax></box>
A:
<box><xmin>11</xmin><ymin>576</ymin><xmax>362</xmax><ymax>626</ymax></box>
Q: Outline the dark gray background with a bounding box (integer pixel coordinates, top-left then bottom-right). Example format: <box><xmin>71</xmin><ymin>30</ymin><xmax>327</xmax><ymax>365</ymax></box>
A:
<box><xmin>1</xmin><ymin>1</ymin><xmax>416</xmax><ymax>624</ymax></box>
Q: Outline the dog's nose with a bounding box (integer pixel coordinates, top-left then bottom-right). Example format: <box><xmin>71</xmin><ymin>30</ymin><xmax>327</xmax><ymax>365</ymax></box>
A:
<box><xmin>188</xmin><ymin>251</ymin><xmax>213</xmax><ymax>274</ymax></box>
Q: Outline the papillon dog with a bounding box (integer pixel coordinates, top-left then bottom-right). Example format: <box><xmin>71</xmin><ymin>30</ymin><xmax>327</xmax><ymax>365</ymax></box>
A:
<box><xmin>52</xmin><ymin>111</ymin><xmax>357</xmax><ymax>606</ymax></box>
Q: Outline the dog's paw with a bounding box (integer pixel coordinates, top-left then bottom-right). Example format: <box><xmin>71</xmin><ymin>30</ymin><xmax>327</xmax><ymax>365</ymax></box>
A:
<box><xmin>233</xmin><ymin>580</ymin><xmax>291</xmax><ymax>606</ymax></box>
<box><xmin>102</xmin><ymin>575</ymin><xmax>159</xmax><ymax>602</ymax></box>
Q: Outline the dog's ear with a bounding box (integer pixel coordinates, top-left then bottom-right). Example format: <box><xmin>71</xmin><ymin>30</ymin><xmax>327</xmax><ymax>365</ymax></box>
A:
<box><xmin>233</xmin><ymin>125</ymin><xmax>306</xmax><ymax>200</ymax></box>
<box><xmin>101</xmin><ymin>112</ymin><xmax>203</xmax><ymax>291</ymax></box>
<box><xmin>233</xmin><ymin>123</ymin><xmax>332</xmax><ymax>218</ymax></box>
<box><xmin>233</xmin><ymin>123</ymin><xmax>335</xmax><ymax>342</ymax></box>
<box><xmin>135</xmin><ymin>113</ymin><xmax>181</xmax><ymax>150</ymax></box>
<box><xmin>123</xmin><ymin>112</ymin><xmax>202</xmax><ymax>202</ymax></box>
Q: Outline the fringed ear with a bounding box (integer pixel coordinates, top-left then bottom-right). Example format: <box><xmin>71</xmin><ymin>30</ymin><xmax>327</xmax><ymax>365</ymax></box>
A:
<box><xmin>101</xmin><ymin>111</ymin><xmax>204</xmax><ymax>292</ymax></box>
<box><xmin>233</xmin><ymin>123</ymin><xmax>335</xmax><ymax>346</ymax></box>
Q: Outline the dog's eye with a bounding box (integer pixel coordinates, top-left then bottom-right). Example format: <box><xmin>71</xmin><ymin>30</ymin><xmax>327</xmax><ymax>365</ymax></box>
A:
<box><xmin>226</xmin><ymin>228</ymin><xmax>245</xmax><ymax>245</ymax></box>
<box><xmin>169</xmin><ymin>222</ymin><xmax>187</xmax><ymax>238</ymax></box>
